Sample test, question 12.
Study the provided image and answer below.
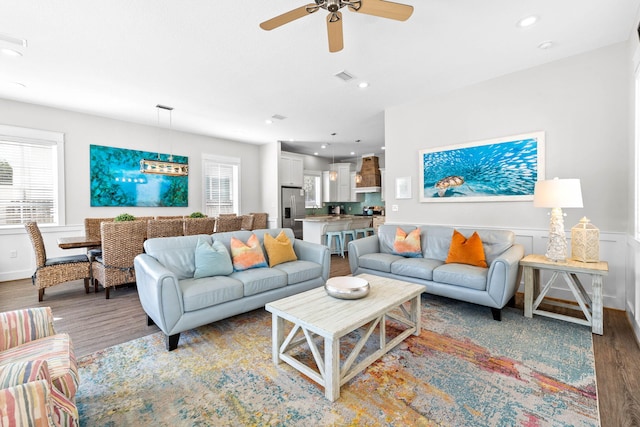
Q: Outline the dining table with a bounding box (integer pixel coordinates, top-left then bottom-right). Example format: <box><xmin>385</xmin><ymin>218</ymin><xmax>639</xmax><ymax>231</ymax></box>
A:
<box><xmin>57</xmin><ymin>236</ymin><xmax>101</xmax><ymax>250</ymax></box>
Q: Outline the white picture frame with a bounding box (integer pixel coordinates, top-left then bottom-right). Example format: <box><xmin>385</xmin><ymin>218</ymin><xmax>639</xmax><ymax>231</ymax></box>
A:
<box><xmin>395</xmin><ymin>176</ymin><xmax>412</xmax><ymax>199</ymax></box>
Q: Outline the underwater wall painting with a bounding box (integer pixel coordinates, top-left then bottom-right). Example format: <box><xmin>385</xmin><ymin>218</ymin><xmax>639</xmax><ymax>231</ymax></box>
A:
<box><xmin>90</xmin><ymin>144</ymin><xmax>188</xmax><ymax>207</ymax></box>
<box><xmin>419</xmin><ymin>132</ymin><xmax>545</xmax><ymax>203</ymax></box>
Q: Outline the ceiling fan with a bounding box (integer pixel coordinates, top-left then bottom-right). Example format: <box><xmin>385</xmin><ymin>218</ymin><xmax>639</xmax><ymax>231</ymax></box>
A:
<box><xmin>260</xmin><ymin>0</ymin><xmax>414</xmax><ymax>53</ymax></box>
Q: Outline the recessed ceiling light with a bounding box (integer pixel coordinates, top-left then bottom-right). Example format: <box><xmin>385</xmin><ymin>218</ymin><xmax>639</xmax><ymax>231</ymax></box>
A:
<box><xmin>321</xmin><ymin>144</ymin><xmax>327</xmax><ymax>149</ymax></box>
<box><xmin>516</xmin><ymin>15</ymin><xmax>538</xmax><ymax>28</ymax></box>
<box><xmin>314</xmin><ymin>152</ymin><xmax>319</xmax><ymax>156</ymax></box>
<box><xmin>537</xmin><ymin>40</ymin><xmax>554</xmax><ymax>50</ymax></box>
<box><xmin>265</xmin><ymin>119</ymin><xmax>273</xmax><ymax>125</ymax></box>
<box><xmin>358</xmin><ymin>82</ymin><xmax>369</xmax><ymax>89</ymax></box>
<box><xmin>1</xmin><ymin>48</ymin><xmax>22</xmax><ymax>57</ymax></box>
<box><xmin>381</xmin><ymin>146</ymin><xmax>386</xmax><ymax>150</ymax></box>
<box><xmin>350</xmin><ymin>151</ymin><xmax>355</xmax><ymax>155</ymax></box>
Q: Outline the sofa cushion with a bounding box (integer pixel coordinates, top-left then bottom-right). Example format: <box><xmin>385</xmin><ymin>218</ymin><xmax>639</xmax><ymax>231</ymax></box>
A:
<box><xmin>390</xmin><ymin>257</ymin><xmax>444</xmax><ymax>281</ymax></box>
<box><xmin>392</xmin><ymin>227</ymin><xmax>422</xmax><ymax>258</ymax></box>
<box><xmin>264</xmin><ymin>231</ymin><xmax>297</xmax><ymax>267</ymax></box>
<box><xmin>0</xmin><ymin>379</ymin><xmax>53</xmax><ymax>427</ymax></box>
<box><xmin>420</xmin><ymin>226</ymin><xmax>456</xmax><ymax>261</ymax></box>
<box><xmin>272</xmin><ymin>260</ymin><xmax>322</xmax><ymax>285</ymax></box>
<box><xmin>358</xmin><ymin>253</ymin><xmax>404</xmax><ymax>273</ymax></box>
<box><xmin>473</xmin><ymin>229</ymin><xmax>515</xmax><ymax>264</ymax></box>
<box><xmin>230</xmin><ymin>268</ymin><xmax>287</xmax><ymax>296</ymax></box>
<box><xmin>193</xmin><ymin>238</ymin><xmax>233</xmax><ymax>278</ymax></box>
<box><xmin>179</xmin><ymin>276</ymin><xmax>244</xmax><ymax>312</ymax></box>
<box><xmin>445</xmin><ymin>230</ymin><xmax>488</xmax><ymax>268</ymax></box>
<box><xmin>0</xmin><ymin>333</ymin><xmax>78</xmax><ymax>400</ymax></box>
<box><xmin>432</xmin><ymin>263</ymin><xmax>488</xmax><ymax>291</ymax></box>
<box><xmin>230</xmin><ymin>234</ymin><xmax>268</xmax><ymax>272</ymax></box>
<box><xmin>144</xmin><ymin>235</ymin><xmax>206</xmax><ymax>280</ymax></box>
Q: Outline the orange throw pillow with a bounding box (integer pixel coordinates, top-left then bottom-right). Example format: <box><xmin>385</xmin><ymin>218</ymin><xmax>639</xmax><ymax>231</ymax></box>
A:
<box><xmin>392</xmin><ymin>227</ymin><xmax>422</xmax><ymax>258</ymax></box>
<box><xmin>445</xmin><ymin>230</ymin><xmax>488</xmax><ymax>268</ymax></box>
<box><xmin>230</xmin><ymin>234</ymin><xmax>268</xmax><ymax>271</ymax></box>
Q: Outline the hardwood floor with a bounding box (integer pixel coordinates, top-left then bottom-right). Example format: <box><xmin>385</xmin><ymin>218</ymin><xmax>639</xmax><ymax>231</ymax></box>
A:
<box><xmin>1</xmin><ymin>254</ymin><xmax>639</xmax><ymax>426</ymax></box>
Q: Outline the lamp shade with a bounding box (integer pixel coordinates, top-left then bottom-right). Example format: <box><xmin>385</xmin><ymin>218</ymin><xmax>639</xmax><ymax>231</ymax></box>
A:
<box><xmin>533</xmin><ymin>178</ymin><xmax>583</xmax><ymax>208</ymax></box>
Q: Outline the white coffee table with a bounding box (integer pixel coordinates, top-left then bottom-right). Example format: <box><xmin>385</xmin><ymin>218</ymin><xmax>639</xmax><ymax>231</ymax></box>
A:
<box><xmin>265</xmin><ymin>274</ymin><xmax>425</xmax><ymax>401</ymax></box>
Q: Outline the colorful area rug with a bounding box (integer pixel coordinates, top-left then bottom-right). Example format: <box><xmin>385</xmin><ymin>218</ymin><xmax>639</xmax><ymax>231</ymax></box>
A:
<box><xmin>76</xmin><ymin>295</ymin><xmax>599</xmax><ymax>426</ymax></box>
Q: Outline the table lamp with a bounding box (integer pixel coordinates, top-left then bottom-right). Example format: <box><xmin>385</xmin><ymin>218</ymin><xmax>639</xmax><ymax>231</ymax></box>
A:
<box><xmin>533</xmin><ymin>177</ymin><xmax>583</xmax><ymax>261</ymax></box>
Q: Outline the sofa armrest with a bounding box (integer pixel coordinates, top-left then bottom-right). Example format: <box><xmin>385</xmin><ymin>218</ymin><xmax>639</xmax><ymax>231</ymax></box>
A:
<box><xmin>134</xmin><ymin>254</ymin><xmax>185</xmax><ymax>335</ymax></box>
<box><xmin>347</xmin><ymin>235</ymin><xmax>380</xmax><ymax>274</ymax></box>
<box><xmin>0</xmin><ymin>307</ymin><xmax>56</xmax><ymax>352</ymax></box>
<box><xmin>293</xmin><ymin>239</ymin><xmax>331</xmax><ymax>281</ymax></box>
<box><xmin>0</xmin><ymin>360</ymin><xmax>79</xmax><ymax>427</ymax></box>
<box><xmin>486</xmin><ymin>244</ymin><xmax>525</xmax><ymax>307</ymax></box>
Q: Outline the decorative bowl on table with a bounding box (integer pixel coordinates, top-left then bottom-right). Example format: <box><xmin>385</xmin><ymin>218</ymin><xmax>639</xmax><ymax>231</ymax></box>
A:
<box><xmin>324</xmin><ymin>276</ymin><xmax>370</xmax><ymax>300</ymax></box>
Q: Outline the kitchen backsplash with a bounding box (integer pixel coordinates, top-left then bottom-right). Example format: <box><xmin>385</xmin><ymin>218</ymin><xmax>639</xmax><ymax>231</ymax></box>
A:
<box><xmin>305</xmin><ymin>192</ymin><xmax>383</xmax><ymax>216</ymax></box>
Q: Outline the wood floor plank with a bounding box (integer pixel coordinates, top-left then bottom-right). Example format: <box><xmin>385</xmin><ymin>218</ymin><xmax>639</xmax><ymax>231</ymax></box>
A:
<box><xmin>1</xmin><ymin>253</ymin><xmax>638</xmax><ymax>425</ymax></box>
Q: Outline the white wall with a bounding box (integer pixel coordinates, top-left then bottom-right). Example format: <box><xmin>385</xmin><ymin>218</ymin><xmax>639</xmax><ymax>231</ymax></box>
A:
<box><xmin>0</xmin><ymin>98</ymin><xmax>264</xmax><ymax>281</ymax></box>
<box><xmin>385</xmin><ymin>42</ymin><xmax>631</xmax><ymax>312</ymax></box>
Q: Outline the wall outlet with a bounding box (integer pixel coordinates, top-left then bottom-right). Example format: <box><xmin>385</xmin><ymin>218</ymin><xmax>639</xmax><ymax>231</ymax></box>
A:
<box><xmin>392</xmin><ymin>205</ymin><xmax>399</xmax><ymax>212</ymax></box>
<box><xmin>9</xmin><ymin>250</ymin><xmax>17</xmax><ymax>258</ymax></box>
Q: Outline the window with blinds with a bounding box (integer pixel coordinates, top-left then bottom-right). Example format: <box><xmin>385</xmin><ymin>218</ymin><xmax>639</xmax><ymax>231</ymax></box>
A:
<box><xmin>0</xmin><ymin>125</ymin><xmax>64</xmax><ymax>227</ymax></box>
<box><xmin>203</xmin><ymin>155</ymin><xmax>239</xmax><ymax>217</ymax></box>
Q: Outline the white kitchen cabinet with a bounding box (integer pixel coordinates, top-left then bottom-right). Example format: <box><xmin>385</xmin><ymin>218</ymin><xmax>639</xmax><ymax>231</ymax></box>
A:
<box><xmin>280</xmin><ymin>153</ymin><xmax>304</xmax><ymax>187</ymax></box>
<box><xmin>323</xmin><ymin>163</ymin><xmax>352</xmax><ymax>202</ymax></box>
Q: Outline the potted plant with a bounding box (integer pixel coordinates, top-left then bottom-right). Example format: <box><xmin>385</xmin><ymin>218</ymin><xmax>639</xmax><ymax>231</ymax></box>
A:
<box><xmin>189</xmin><ymin>212</ymin><xmax>206</xmax><ymax>218</ymax></box>
<box><xmin>114</xmin><ymin>213</ymin><xmax>136</xmax><ymax>222</ymax></box>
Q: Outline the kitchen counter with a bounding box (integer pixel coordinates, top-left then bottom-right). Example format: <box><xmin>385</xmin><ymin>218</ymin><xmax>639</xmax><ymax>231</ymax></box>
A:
<box><xmin>301</xmin><ymin>215</ymin><xmax>375</xmax><ymax>247</ymax></box>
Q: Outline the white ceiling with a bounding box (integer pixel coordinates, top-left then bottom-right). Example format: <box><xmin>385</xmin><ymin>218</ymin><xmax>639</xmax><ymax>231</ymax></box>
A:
<box><xmin>0</xmin><ymin>0</ymin><xmax>638</xmax><ymax>161</ymax></box>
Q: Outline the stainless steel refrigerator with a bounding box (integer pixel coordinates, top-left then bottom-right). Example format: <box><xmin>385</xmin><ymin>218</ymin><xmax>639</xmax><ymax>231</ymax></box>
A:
<box><xmin>281</xmin><ymin>186</ymin><xmax>305</xmax><ymax>239</ymax></box>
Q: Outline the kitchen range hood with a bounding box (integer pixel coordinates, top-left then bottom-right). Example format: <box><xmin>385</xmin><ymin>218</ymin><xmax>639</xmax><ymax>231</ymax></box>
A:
<box><xmin>354</xmin><ymin>186</ymin><xmax>381</xmax><ymax>193</ymax></box>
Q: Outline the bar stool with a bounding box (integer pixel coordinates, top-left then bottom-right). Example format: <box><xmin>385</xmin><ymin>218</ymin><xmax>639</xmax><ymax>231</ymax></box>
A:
<box><xmin>341</xmin><ymin>229</ymin><xmax>357</xmax><ymax>256</ymax></box>
<box><xmin>326</xmin><ymin>231</ymin><xmax>344</xmax><ymax>256</ymax></box>
<box><xmin>355</xmin><ymin>227</ymin><xmax>375</xmax><ymax>238</ymax></box>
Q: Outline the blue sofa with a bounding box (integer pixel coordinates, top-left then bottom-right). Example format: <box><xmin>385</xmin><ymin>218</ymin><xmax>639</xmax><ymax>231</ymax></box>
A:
<box><xmin>134</xmin><ymin>228</ymin><xmax>330</xmax><ymax>350</ymax></box>
<box><xmin>347</xmin><ymin>224</ymin><xmax>524</xmax><ymax>320</ymax></box>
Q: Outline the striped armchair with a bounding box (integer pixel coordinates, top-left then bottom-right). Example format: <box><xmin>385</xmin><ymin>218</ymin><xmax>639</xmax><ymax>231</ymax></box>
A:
<box><xmin>0</xmin><ymin>307</ymin><xmax>79</xmax><ymax>426</ymax></box>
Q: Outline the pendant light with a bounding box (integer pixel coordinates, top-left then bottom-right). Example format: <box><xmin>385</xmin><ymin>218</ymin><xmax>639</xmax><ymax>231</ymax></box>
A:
<box><xmin>329</xmin><ymin>133</ymin><xmax>338</xmax><ymax>181</ymax></box>
<box><xmin>140</xmin><ymin>104</ymin><xmax>189</xmax><ymax>176</ymax></box>
<box><xmin>354</xmin><ymin>139</ymin><xmax>363</xmax><ymax>184</ymax></box>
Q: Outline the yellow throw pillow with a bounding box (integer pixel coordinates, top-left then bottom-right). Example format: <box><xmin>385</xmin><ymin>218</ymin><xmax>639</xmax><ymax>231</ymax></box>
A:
<box><xmin>230</xmin><ymin>234</ymin><xmax>268</xmax><ymax>271</ymax></box>
<box><xmin>445</xmin><ymin>230</ymin><xmax>488</xmax><ymax>268</ymax></box>
<box><xmin>392</xmin><ymin>227</ymin><xmax>422</xmax><ymax>258</ymax></box>
<box><xmin>264</xmin><ymin>231</ymin><xmax>298</xmax><ymax>267</ymax></box>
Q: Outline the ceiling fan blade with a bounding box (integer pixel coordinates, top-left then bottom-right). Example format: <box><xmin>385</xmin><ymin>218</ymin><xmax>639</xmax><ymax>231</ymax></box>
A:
<box><xmin>260</xmin><ymin>4</ymin><xmax>318</xmax><ymax>30</ymax></box>
<box><xmin>351</xmin><ymin>0</ymin><xmax>413</xmax><ymax>21</ymax></box>
<box><xmin>327</xmin><ymin>11</ymin><xmax>344</xmax><ymax>53</ymax></box>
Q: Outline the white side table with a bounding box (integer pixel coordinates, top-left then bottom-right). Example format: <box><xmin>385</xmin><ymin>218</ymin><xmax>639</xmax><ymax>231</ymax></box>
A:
<box><xmin>520</xmin><ymin>254</ymin><xmax>609</xmax><ymax>335</ymax></box>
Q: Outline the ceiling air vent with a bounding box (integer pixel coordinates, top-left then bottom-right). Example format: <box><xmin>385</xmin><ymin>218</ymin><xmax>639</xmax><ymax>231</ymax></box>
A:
<box><xmin>271</xmin><ymin>114</ymin><xmax>287</xmax><ymax>121</ymax></box>
<box><xmin>334</xmin><ymin>70</ymin><xmax>355</xmax><ymax>82</ymax></box>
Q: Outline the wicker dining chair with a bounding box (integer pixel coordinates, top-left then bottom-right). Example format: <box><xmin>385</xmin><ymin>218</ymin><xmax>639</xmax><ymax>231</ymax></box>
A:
<box><xmin>83</xmin><ymin>217</ymin><xmax>114</xmax><ymax>261</ymax></box>
<box><xmin>249</xmin><ymin>212</ymin><xmax>268</xmax><ymax>230</ymax></box>
<box><xmin>92</xmin><ymin>221</ymin><xmax>146</xmax><ymax>299</ymax></box>
<box><xmin>183</xmin><ymin>217</ymin><xmax>216</xmax><ymax>236</ymax></box>
<box><xmin>240</xmin><ymin>214</ymin><xmax>255</xmax><ymax>231</ymax></box>
<box><xmin>146</xmin><ymin>218</ymin><xmax>185</xmax><ymax>238</ymax></box>
<box><xmin>24</xmin><ymin>222</ymin><xmax>91</xmax><ymax>302</ymax></box>
<box><xmin>215</xmin><ymin>215</ymin><xmax>243</xmax><ymax>232</ymax></box>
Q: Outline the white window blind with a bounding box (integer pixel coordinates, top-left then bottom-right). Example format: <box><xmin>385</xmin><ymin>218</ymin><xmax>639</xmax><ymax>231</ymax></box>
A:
<box><xmin>0</xmin><ymin>126</ymin><xmax>64</xmax><ymax>227</ymax></box>
<box><xmin>203</xmin><ymin>156</ymin><xmax>239</xmax><ymax>216</ymax></box>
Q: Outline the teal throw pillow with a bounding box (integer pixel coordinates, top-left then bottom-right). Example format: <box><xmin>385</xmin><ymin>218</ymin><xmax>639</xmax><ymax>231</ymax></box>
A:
<box><xmin>194</xmin><ymin>238</ymin><xmax>233</xmax><ymax>279</ymax></box>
